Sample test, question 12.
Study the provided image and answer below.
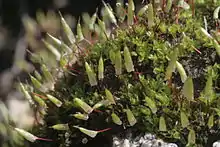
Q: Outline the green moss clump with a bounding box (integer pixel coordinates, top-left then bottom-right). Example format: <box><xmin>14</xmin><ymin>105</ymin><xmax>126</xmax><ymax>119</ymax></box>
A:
<box><xmin>10</xmin><ymin>0</ymin><xmax>220</xmax><ymax>147</ymax></box>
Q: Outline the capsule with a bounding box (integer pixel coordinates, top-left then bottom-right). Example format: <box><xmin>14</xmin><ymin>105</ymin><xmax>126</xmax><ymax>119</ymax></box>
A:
<box><xmin>46</xmin><ymin>94</ymin><xmax>63</xmax><ymax>107</ymax></box>
<box><xmin>111</xmin><ymin>113</ymin><xmax>122</xmax><ymax>125</ymax></box>
<box><xmin>85</xmin><ymin>62</ymin><xmax>97</xmax><ymax>86</ymax></box>
<box><xmin>73</xmin><ymin>126</ymin><xmax>98</xmax><ymax>138</ymax></box>
<box><xmin>74</xmin><ymin>98</ymin><xmax>93</xmax><ymax>114</ymax></box>
<box><xmin>50</xmin><ymin>124</ymin><xmax>69</xmax><ymax>131</ymax></box>
<box><xmin>73</xmin><ymin>112</ymin><xmax>89</xmax><ymax>120</ymax></box>
<box><xmin>105</xmin><ymin>89</ymin><xmax>116</xmax><ymax>105</ymax></box>
<box><xmin>176</xmin><ymin>61</ymin><xmax>187</xmax><ymax>83</ymax></box>
<box><xmin>42</xmin><ymin>39</ymin><xmax>61</xmax><ymax>61</ymax></box>
<box><xmin>59</xmin><ymin>12</ymin><xmax>75</xmax><ymax>44</ymax></box>
<box><xmin>77</xmin><ymin>19</ymin><xmax>84</xmax><ymax>42</ymax></box>
<box><xmin>98</xmin><ymin>56</ymin><xmax>104</xmax><ymax>80</ymax></box>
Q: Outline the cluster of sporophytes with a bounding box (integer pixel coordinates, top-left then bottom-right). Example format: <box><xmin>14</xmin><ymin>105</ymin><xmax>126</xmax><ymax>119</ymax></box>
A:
<box><xmin>3</xmin><ymin>0</ymin><xmax>220</xmax><ymax>146</ymax></box>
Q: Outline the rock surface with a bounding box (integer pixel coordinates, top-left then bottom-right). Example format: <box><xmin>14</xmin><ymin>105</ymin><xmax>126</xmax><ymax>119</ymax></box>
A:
<box><xmin>112</xmin><ymin>133</ymin><xmax>178</xmax><ymax>147</ymax></box>
<box><xmin>213</xmin><ymin>141</ymin><xmax>220</xmax><ymax>147</ymax></box>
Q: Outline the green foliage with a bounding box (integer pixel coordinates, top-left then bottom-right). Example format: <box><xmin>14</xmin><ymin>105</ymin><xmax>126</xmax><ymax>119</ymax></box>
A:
<box><xmin>9</xmin><ymin>0</ymin><xmax>220</xmax><ymax>147</ymax></box>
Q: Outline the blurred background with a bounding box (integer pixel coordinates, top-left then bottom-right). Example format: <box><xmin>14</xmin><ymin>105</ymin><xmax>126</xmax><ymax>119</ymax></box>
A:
<box><xmin>0</xmin><ymin>0</ymin><xmax>143</xmax><ymax>100</ymax></box>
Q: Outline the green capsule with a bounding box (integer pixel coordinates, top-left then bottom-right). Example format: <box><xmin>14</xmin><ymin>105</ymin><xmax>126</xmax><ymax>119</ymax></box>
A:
<box><xmin>147</xmin><ymin>3</ymin><xmax>154</xmax><ymax>28</ymax></box>
<box><xmin>76</xmin><ymin>19</ymin><xmax>84</xmax><ymax>42</ymax></box>
<box><xmin>105</xmin><ymin>89</ymin><xmax>116</xmax><ymax>105</ymax></box>
<box><xmin>165</xmin><ymin>0</ymin><xmax>172</xmax><ymax>13</ymax></box>
<box><xmin>183</xmin><ymin>77</ymin><xmax>194</xmax><ymax>101</ymax></box>
<box><xmin>130</xmin><ymin>0</ymin><xmax>135</xmax><ymax>11</ymax></box>
<box><xmin>89</xmin><ymin>10</ymin><xmax>97</xmax><ymax>30</ymax></box>
<box><xmin>74</xmin><ymin>98</ymin><xmax>93</xmax><ymax>114</ymax></box>
<box><xmin>137</xmin><ymin>4</ymin><xmax>148</xmax><ymax>17</ymax></box>
<box><xmin>92</xmin><ymin>100</ymin><xmax>111</xmax><ymax>109</ymax></box>
<box><xmin>50</xmin><ymin>124</ymin><xmax>69</xmax><ymax>131</ymax></box>
<box><xmin>127</xmin><ymin>0</ymin><xmax>134</xmax><ymax>25</ymax></box>
<box><xmin>46</xmin><ymin>33</ymin><xmax>72</xmax><ymax>53</ymax></box>
<box><xmin>111</xmin><ymin>113</ymin><xmax>122</xmax><ymax>125</ymax></box>
<box><xmin>19</xmin><ymin>83</ymin><xmax>34</xmax><ymax>105</ymax></box>
<box><xmin>59</xmin><ymin>12</ymin><xmax>75</xmax><ymax>44</ymax></box>
<box><xmin>98</xmin><ymin>18</ymin><xmax>107</xmax><ymax>40</ymax></box>
<box><xmin>29</xmin><ymin>51</ymin><xmax>41</xmax><ymax>63</ymax></box>
<box><xmin>213</xmin><ymin>40</ymin><xmax>220</xmax><ymax>57</ymax></box>
<box><xmin>15</xmin><ymin>127</ymin><xmax>52</xmax><ymax>142</ymax></box>
<box><xmin>200</xmin><ymin>27</ymin><xmax>213</xmax><ymax>39</ymax></box>
<box><xmin>41</xmin><ymin>64</ymin><xmax>54</xmax><ymax>82</ymax></box>
<box><xmin>98</xmin><ymin>18</ymin><xmax>106</xmax><ymax>33</ymax></box>
<box><xmin>102</xmin><ymin>1</ymin><xmax>117</xmax><ymax>26</ymax></box>
<box><xmin>73</xmin><ymin>112</ymin><xmax>89</xmax><ymax>120</ymax></box>
<box><xmin>214</xmin><ymin>6</ymin><xmax>220</xmax><ymax>20</ymax></box>
<box><xmin>46</xmin><ymin>94</ymin><xmax>62</xmax><ymax>107</ymax></box>
<box><xmin>15</xmin><ymin>128</ymin><xmax>38</xmax><ymax>142</ymax></box>
<box><xmin>180</xmin><ymin>111</ymin><xmax>189</xmax><ymax>128</ymax></box>
<box><xmin>124</xmin><ymin>45</ymin><xmax>134</xmax><ymax>72</ymax></box>
<box><xmin>82</xmin><ymin>12</ymin><xmax>91</xmax><ymax>27</ymax></box>
<box><xmin>34</xmin><ymin>70</ymin><xmax>42</xmax><ymax>81</ymax></box>
<box><xmin>98</xmin><ymin>56</ymin><xmax>104</xmax><ymax>80</ymax></box>
<box><xmin>126</xmin><ymin>109</ymin><xmax>137</xmax><ymax>126</ymax></box>
<box><xmin>73</xmin><ymin>126</ymin><xmax>98</xmax><ymax>138</ymax></box>
<box><xmin>42</xmin><ymin>39</ymin><xmax>61</xmax><ymax>61</ymax></box>
<box><xmin>85</xmin><ymin>62</ymin><xmax>97</xmax><ymax>86</ymax></box>
<box><xmin>176</xmin><ymin>61</ymin><xmax>187</xmax><ymax>83</ymax></box>
<box><xmin>60</xmin><ymin>55</ymin><xmax>68</xmax><ymax>69</ymax></box>
<box><xmin>30</xmin><ymin>75</ymin><xmax>42</xmax><ymax>89</ymax></box>
<box><xmin>33</xmin><ymin>95</ymin><xmax>47</xmax><ymax>108</ymax></box>
<box><xmin>115</xmin><ymin>50</ymin><xmax>122</xmax><ymax>75</ymax></box>
<box><xmin>159</xmin><ymin>116</ymin><xmax>167</xmax><ymax>131</ymax></box>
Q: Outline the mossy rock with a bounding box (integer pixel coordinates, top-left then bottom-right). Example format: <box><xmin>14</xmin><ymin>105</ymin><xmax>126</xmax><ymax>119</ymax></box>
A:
<box><xmin>10</xmin><ymin>0</ymin><xmax>220</xmax><ymax>147</ymax></box>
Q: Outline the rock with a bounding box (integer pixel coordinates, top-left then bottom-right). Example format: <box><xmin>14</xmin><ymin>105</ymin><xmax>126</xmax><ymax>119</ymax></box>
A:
<box><xmin>123</xmin><ymin>139</ymin><xmax>130</xmax><ymax>147</ymax></box>
<box><xmin>213</xmin><ymin>141</ymin><xmax>220</xmax><ymax>147</ymax></box>
<box><xmin>112</xmin><ymin>133</ymin><xmax>178</xmax><ymax>147</ymax></box>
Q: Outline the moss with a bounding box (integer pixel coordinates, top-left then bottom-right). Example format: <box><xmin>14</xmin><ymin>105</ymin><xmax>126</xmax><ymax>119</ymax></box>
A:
<box><xmin>10</xmin><ymin>0</ymin><xmax>220</xmax><ymax>147</ymax></box>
